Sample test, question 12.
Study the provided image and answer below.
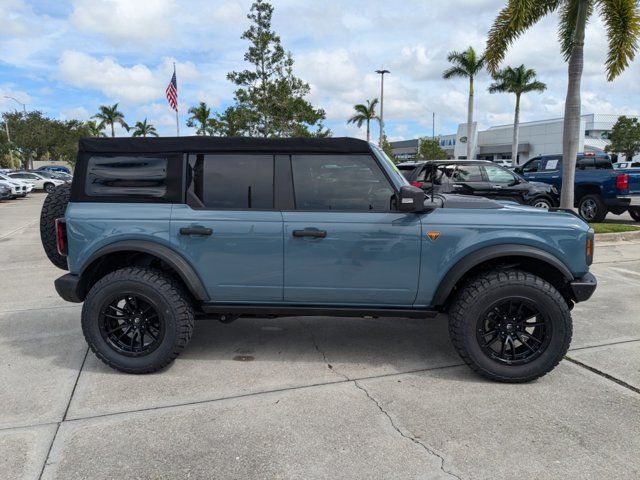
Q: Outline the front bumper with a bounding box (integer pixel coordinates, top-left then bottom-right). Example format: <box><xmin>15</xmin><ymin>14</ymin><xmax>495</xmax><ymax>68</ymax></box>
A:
<box><xmin>569</xmin><ymin>272</ymin><xmax>597</xmax><ymax>303</ymax></box>
<box><xmin>54</xmin><ymin>274</ymin><xmax>83</xmax><ymax>303</ymax></box>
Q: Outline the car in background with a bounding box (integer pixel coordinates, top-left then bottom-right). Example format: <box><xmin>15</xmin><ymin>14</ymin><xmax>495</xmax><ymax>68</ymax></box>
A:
<box><xmin>514</xmin><ymin>152</ymin><xmax>640</xmax><ymax>222</ymax></box>
<box><xmin>34</xmin><ymin>170</ymin><xmax>72</xmax><ymax>183</ymax></box>
<box><xmin>613</xmin><ymin>161</ymin><xmax>640</xmax><ymax>169</ymax></box>
<box><xmin>398</xmin><ymin>160</ymin><xmax>559</xmax><ymax>209</ymax></box>
<box><xmin>0</xmin><ymin>184</ymin><xmax>12</xmax><ymax>200</ymax></box>
<box><xmin>38</xmin><ymin>165</ymin><xmax>71</xmax><ymax>174</ymax></box>
<box><xmin>0</xmin><ymin>173</ymin><xmax>33</xmax><ymax>197</ymax></box>
<box><xmin>492</xmin><ymin>159</ymin><xmax>512</xmax><ymax>168</ymax></box>
<box><xmin>7</xmin><ymin>171</ymin><xmax>65</xmax><ymax>193</ymax></box>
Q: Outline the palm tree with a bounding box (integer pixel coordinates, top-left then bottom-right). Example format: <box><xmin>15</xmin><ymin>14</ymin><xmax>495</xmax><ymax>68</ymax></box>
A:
<box><xmin>186</xmin><ymin>102</ymin><xmax>212</xmax><ymax>135</ymax></box>
<box><xmin>84</xmin><ymin>120</ymin><xmax>105</xmax><ymax>137</ymax></box>
<box><xmin>131</xmin><ymin>119</ymin><xmax>159</xmax><ymax>137</ymax></box>
<box><xmin>92</xmin><ymin>103</ymin><xmax>129</xmax><ymax>137</ymax></box>
<box><xmin>442</xmin><ymin>47</ymin><xmax>485</xmax><ymax>160</ymax></box>
<box><xmin>347</xmin><ymin>98</ymin><xmax>378</xmax><ymax>142</ymax></box>
<box><xmin>488</xmin><ymin>65</ymin><xmax>547</xmax><ymax>165</ymax></box>
<box><xmin>485</xmin><ymin>0</ymin><xmax>640</xmax><ymax>209</ymax></box>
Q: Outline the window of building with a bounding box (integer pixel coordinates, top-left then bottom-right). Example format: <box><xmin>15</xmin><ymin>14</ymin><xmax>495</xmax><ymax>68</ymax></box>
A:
<box><xmin>188</xmin><ymin>154</ymin><xmax>274</xmax><ymax>209</ymax></box>
<box><xmin>291</xmin><ymin>154</ymin><xmax>394</xmax><ymax>211</ymax></box>
<box><xmin>85</xmin><ymin>156</ymin><xmax>168</xmax><ymax>197</ymax></box>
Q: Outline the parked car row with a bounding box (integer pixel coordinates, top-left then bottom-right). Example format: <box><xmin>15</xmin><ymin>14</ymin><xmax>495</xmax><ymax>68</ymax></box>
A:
<box><xmin>398</xmin><ymin>152</ymin><xmax>640</xmax><ymax>223</ymax></box>
<box><xmin>0</xmin><ymin>168</ymin><xmax>72</xmax><ymax>200</ymax></box>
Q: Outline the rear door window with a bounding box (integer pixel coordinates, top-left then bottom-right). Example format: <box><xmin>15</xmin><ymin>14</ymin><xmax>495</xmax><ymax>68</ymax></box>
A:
<box><xmin>188</xmin><ymin>154</ymin><xmax>274</xmax><ymax>209</ymax></box>
<box><xmin>522</xmin><ymin>158</ymin><xmax>542</xmax><ymax>173</ymax></box>
<box><xmin>577</xmin><ymin>157</ymin><xmax>595</xmax><ymax>170</ymax></box>
<box><xmin>483</xmin><ymin>164</ymin><xmax>516</xmax><ymax>183</ymax></box>
<box><xmin>453</xmin><ymin>165</ymin><xmax>483</xmax><ymax>182</ymax></box>
<box><xmin>543</xmin><ymin>157</ymin><xmax>561</xmax><ymax>171</ymax></box>
<box><xmin>291</xmin><ymin>154</ymin><xmax>394</xmax><ymax>211</ymax></box>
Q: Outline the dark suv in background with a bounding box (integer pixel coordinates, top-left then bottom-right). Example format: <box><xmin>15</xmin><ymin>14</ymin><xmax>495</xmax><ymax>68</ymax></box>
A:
<box><xmin>398</xmin><ymin>160</ymin><xmax>559</xmax><ymax>209</ymax></box>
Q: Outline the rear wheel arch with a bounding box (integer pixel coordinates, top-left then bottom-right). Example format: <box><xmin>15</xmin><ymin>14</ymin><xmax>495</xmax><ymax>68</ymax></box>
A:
<box><xmin>78</xmin><ymin>241</ymin><xmax>209</xmax><ymax>302</ymax></box>
<box><xmin>432</xmin><ymin>244</ymin><xmax>574</xmax><ymax>309</ymax></box>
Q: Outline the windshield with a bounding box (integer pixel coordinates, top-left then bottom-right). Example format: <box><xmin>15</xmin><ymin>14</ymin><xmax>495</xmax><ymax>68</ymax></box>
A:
<box><xmin>370</xmin><ymin>145</ymin><xmax>409</xmax><ymax>187</ymax></box>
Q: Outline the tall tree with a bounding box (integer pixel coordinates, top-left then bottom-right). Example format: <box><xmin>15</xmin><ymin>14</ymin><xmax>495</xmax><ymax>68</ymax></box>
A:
<box><xmin>131</xmin><ymin>119</ymin><xmax>159</xmax><ymax>137</ymax></box>
<box><xmin>347</xmin><ymin>99</ymin><xmax>378</xmax><ymax>142</ymax></box>
<box><xmin>84</xmin><ymin>120</ymin><xmax>106</xmax><ymax>137</ymax></box>
<box><xmin>418</xmin><ymin>138</ymin><xmax>447</xmax><ymax>160</ymax></box>
<box><xmin>485</xmin><ymin>0</ymin><xmax>640</xmax><ymax>209</ymax></box>
<box><xmin>186</xmin><ymin>102</ymin><xmax>213</xmax><ymax>135</ymax></box>
<box><xmin>92</xmin><ymin>103</ymin><xmax>128</xmax><ymax>137</ymax></box>
<box><xmin>488</xmin><ymin>65</ymin><xmax>546</xmax><ymax>165</ymax></box>
<box><xmin>442</xmin><ymin>46</ymin><xmax>485</xmax><ymax>160</ymax></box>
<box><xmin>223</xmin><ymin>0</ymin><xmax>328</xmax><ymax>137</ymax></box>
<box><xmin>605</xmin><ymin>116</ymin><xmax>640</xmax><ymax>161</ymax></box>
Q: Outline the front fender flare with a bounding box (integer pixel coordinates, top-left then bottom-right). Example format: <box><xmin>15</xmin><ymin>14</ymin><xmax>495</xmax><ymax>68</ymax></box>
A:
<box><xmin>431</xmin><ymin>244</ymin><xmax>574</xmax><ymax>307</ymax></box>
<box><xmin>79</xmin><ymin>240</ymin><xmax>209</xmax><ymax>301</ymax></box>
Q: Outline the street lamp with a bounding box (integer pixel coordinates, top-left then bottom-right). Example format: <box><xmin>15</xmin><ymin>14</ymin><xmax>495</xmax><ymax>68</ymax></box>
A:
<box><xmin>375</xmin><ymin>69</ymin><xmax>389</xmax><ymax>147</ymax></box>
<box><xmin>3</xmin><ymin>96</ymin><xmax>26</xmax><ymax>114</ymax></box>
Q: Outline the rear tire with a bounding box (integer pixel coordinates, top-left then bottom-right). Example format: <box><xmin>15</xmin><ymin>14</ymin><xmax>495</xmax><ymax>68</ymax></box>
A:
<box><xmin>39</xmin><ymin>183</ymin><xmax>71</xmax><ymax>270</ymax></box>
<box><xmin>43</xmin><ymin>182</ymin><xmax>55</xmax><ymax>193</ymax></box>
<box><xmin>448</xmin><ymin>269</ymin><xmax>572</xmax><ymax>383</ymax></box>
<box><xmin>577</xmin><ymin>194</ymin><xmax>607</xmax><ymax>223</ymax></box>
<box><xmin>629</xmin><ymin>207</ymin><xmax>640</xmax><ymax>222</ymax></box>
<box><xmin>82</xmin><ymin>267</ymin><xmax>194</xmax><ymax>374</ymax></box>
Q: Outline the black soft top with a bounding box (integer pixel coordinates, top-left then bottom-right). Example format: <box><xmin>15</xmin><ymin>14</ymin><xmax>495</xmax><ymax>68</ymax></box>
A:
<box><xmin>78</xmin><ymin>136</ymin><xmax>371</xmax><ymax>155</ymax></box>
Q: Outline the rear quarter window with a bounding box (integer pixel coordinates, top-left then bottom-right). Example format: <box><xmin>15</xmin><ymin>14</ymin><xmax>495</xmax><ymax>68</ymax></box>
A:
<box><xmin>86</xmin><ymin>156</ymin><xmax>168</xmax><ymax>197</ymax></box>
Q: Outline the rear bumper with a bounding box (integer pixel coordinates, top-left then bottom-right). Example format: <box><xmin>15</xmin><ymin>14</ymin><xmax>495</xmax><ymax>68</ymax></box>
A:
<box><xmin>605</xmin><ymin>195</ymin><xmax>640</xmax><ymax>207</ymax></box>
<box><xmin>569</xmin><ymin>272</ymin><xmax>597</xmax><ymax>303</ymax></box>
<box><xmin>54</xmin><ymin>274</ymin><xmax>83</xmax><ymax>303</ymax></box>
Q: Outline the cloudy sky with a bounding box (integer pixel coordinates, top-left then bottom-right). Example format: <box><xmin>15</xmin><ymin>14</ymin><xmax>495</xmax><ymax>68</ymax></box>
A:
<box><xmin>1</xmin><ymin>0</ymin><xmax>639</xmax><ymax>140</ymax></box>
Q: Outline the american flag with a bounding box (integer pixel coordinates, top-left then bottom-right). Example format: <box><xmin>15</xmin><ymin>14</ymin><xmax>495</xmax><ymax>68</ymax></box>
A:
<box><xmin>166</xmin><ymin>70</ymin><xmax>178</xmax><ymax>111</ymax></box>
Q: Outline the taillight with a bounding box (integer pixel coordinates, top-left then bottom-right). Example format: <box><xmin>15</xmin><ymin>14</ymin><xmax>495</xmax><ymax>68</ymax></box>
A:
<box><xmin>55</xmin><ymin>218</ymin><xmax>67</xmax><ymax>256</ymax></box>
<box><xmin>411</xmin><ymin>182</ymin><xmax>424</xmax><ymax>188</ymax></box>
<box><xmin>616</xmin><ymin>173</ymin><xmax>629</xmax><ymax>191</ymax></box>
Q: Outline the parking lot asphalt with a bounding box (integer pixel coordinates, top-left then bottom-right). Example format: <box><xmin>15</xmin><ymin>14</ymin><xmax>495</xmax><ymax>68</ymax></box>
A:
<box><xmin>1</xmin><ymin>193</ymin><xmax>639</xmax><ymax>480</ymax></box>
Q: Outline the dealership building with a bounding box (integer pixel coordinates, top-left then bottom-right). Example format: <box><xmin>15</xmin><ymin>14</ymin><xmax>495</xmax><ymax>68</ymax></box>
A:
<box><xmin>391</xmin><ymin>113</ymin><xmax>630</xmax><ymax>163</ymax></box>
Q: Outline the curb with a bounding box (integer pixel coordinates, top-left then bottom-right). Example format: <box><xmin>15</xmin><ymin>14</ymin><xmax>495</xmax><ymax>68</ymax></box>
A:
<box><xmin>595</xmin><ymin>229</ymin><xmax>640</xmax><ymax>243</ymax></box>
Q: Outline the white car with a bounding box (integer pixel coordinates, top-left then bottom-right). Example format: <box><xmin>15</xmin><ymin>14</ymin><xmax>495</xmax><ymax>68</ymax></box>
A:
<box><xmin>7</xmin><ymin>172</ymin><xmax>65</xmax><ymax>193</ymax></box>
<box><xmin>492</xmin><ymin>159</ymin><xmax>513</xmax><ymax>168</ymax></box>
<box><xmin>0</xmin><ymin>174</ymin><xmax>34</xmax><ymax>197</ymax></box>
<box><xmin>0</xmin><ymin>179</ymin><xmax>27</xmax><ymax>198</ymax></box>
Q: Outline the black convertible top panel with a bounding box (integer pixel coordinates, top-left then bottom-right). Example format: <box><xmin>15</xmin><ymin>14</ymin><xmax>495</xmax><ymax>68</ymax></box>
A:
<box><xmin>78</xmin><ymin>136</ymin><xmax>371</xmax><ymax>154</ymax></box>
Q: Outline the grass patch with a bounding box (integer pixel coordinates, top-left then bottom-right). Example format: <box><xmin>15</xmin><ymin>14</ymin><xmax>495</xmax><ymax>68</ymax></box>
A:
<box><xmin>591</xmin><ymin>223</ymin><xmax>640</xmax><ymax>234</ymax></box>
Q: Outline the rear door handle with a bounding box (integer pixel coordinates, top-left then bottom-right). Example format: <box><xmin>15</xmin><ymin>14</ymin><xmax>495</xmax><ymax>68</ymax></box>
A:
<box><xmin>292</xmin><ymin>228</ymin><xmax>327</xmax><ymax>238</ymax></box>
<box><xmin>179</xmin><ymin>226</ymin><xmax>213</xmax><ymax>236</ymax></box>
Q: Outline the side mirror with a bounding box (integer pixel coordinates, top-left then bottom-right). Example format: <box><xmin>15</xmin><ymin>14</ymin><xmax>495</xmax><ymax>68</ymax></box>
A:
<box><xmin>514</xmin><ymin>167</ymin><xmax>523</xmax><ymax>175</ymax></box>
<box><xmin>398</xmin><ymin>185</ymin><xmax>426</xmax><ymax>212</ymax></box>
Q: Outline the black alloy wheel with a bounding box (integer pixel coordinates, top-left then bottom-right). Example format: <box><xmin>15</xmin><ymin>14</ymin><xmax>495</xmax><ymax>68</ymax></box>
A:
<box><xmin>99</xmin><ymin>294</ymin><xmax>164</xmax><ymax>356</ymax></box>
<box><xmin>476</xmin><ymin>298</ymin><xmax>551</xmax><ymax>365</ymax></box>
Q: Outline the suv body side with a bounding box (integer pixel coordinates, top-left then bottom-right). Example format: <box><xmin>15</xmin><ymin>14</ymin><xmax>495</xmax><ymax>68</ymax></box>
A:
<box><xmin>63</xmin><ymin>143</ymin><xmax>592</xmax><ymax>310</ymax></box>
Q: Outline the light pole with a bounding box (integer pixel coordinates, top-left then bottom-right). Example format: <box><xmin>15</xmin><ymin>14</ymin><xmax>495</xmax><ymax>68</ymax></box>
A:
<box><xmin>3</xmin><ymin>97</ymin><xmax>26</xmax><ymax>168</ymax></box>
<box><xmin>375</xmin><ymin>69</ymin><xmax>389</xmax><ymax>147</ymax></box>
<box><xmin>2</xmin><ymin>114</ymin><xmax>14</xmax><ymax>165</ymax></box>
<box><xmin>4</xmin><ymin>96</ymin><xmax>26</xmax><ymax>115</ymax></box>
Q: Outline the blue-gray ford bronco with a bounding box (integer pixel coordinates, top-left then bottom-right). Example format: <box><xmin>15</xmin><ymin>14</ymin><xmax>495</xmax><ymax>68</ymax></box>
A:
<box><xmin>41</xmin><ymin>137</ymin><xmax>597</xmax><ymax>382</ymax></box>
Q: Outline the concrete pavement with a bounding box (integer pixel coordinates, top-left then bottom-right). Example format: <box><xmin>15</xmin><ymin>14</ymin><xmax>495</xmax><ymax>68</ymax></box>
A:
<box><xmin>1</xmin><ymin>193</ymin><xmax>638</xmax><ymax>479</ymax></box>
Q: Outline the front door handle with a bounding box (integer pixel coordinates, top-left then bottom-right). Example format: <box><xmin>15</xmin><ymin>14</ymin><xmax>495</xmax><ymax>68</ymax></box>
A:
<box><xmin>292</xmin><ymin>228</ymin><xmax>327</xmax><ymax>238</ymax></box>
<box><xmin>180</xmin><ymin>226</ymin><xmax>213</xmax><ymax>236</ymax></box>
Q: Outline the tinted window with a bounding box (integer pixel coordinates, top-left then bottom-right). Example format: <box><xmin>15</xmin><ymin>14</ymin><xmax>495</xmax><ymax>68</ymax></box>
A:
<box><xmin>189</xmin><ymin>154</ymin><xmax>274</xmax><ymax>209</ymax></box>
<box><xmin>431</xmin><ymin>165</ymin><xmax>457</xmax><ymax>185</ymax></box>
<box><xmin>397</xmin><ymin>165</ymin><xmax>416</xmax><ymax>180</ymax></box>
<box><xmin>86</xmin><ymin>156</ymin><xmax>167</xmax><ymax>197</ymax></box>
<box><xmin>595</xmin><ymin>157</ymin><xmax>612</xmax><ymax>169</ymax></box>
<box><xmin>453</xmin><ymin>165</ymin><xmax>483</xmax><ymax>182</ymax></box>
<box><xmin>483</xmin><ymin>164</ymin><xmax>515</xmax><ymax>183</ymax></box>
<box><xmin>292</xmin><ymin>154</ymin><xmax>394</xmax><ymax>211</ymax></box>
<box><xmin>522</xmin><ymin>158</ymin><xmax>541</xmax><ymax>173</ymax></box>
<box><xmin>577</xmin><ymin>157</ymin><xmax>595</xmax><ymax>170</ymax></box>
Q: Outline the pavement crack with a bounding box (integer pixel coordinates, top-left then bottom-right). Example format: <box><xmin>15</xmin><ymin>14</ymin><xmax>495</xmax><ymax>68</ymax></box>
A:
<box><xmin>353</xmin><ymin>380</ymin><xmax>462</xmax><ymax>480</ymax></box>
<box><xmin>565</xmin><ymin>356</ymin><xmax>640</xmax><ymax>395</ymax></box>
<box><xmin>301</xmin><ymin>319</ymin><xmax>350</xmax><ymax>381</ymax></box>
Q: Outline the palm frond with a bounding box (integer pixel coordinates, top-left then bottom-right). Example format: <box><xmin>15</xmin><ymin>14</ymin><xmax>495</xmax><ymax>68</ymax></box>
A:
<box><xmin>442</xmin><ymin>66</ymin><xmax>469</xmax><ymax>79</ymax></box>
<box><xmin>485</xmin><ymin>0</ymin><xmax>561</xmax><ymax>73</ymax></box>
<box><xmin>597</xmin><ymin>0</ymin><xmax>640</xmax><ymax>80</ymax></box>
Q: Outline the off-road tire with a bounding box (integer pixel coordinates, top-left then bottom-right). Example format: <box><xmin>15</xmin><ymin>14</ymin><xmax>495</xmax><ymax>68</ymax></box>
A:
<box><xmin>39</xmin><ymin>183</ymin><xmax>71</xmax><ymax>270</ymax></box>
<box><xmin>577</xmin><ymin>194</ymin><xmax>607</xmax><ymax>223</ymax></box>
<box><xmin>448</xmin><ymin>269</ymin><xmax>572</xmax><ymax>383</ymax></box>
<box><xmin>82</xmin><ymin>267</ymin><xmax>195</xmax><ymax>374</ymax></box>
<box><xmin>629</xmin><ymin>207</ymin><xmax>640</xmax><ymax>222</ymax></box>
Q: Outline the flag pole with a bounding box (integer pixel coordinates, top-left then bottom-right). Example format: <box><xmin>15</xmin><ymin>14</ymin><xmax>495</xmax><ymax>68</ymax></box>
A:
<box><xmin>174</xmin><ymin>62</ymin><xmax>180</xmax><ymax>137</ymax></box>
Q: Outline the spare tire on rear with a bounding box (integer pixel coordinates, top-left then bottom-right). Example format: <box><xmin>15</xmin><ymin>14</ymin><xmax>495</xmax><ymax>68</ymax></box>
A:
<box><xmin>40</xmin><ymin>183</ymin><xmax>71</xmax><ymax>270</ymax></box>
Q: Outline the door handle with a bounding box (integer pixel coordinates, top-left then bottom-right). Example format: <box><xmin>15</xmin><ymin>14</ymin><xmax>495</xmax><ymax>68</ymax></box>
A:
<box><xmin>292</xmin><ymin>228</ymin><xmax>327</xmax><ymax>238</ymax></box>
<box><xmin>492</xmin><ymin>185</ymin><xmax>503</xmax><ymax>189</ymax></box>
<box><xmin>179</xmin><ymin>226</ymin><xmax>213</xmax><ymax>236</ymax></box>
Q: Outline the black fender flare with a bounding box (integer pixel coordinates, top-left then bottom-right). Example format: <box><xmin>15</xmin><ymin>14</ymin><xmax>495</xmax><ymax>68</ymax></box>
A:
<box><xmin>79</xmin><ymin>240</ymin><xmax>210</xmax><ymax>301</ymax></box>
<box><xmin>431</xmin><ymin>244</ymin><xmax>574</xmax><ymax>307</ymax></box>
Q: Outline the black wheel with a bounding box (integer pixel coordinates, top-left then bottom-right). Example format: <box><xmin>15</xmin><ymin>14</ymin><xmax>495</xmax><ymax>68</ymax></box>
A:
<box><xmin>43</xmin><ymin>182</ymin><xmax>55</xmax><ymax>193</ymax></box>
<box><xmin>578</xmin><ymin>194</ymin><xmax>607</xmax><ymax>223</ymax></box>
<box><xmin>82</xmin><ymin>267</ymin><xmax>194</xmax><ymax>374</ymax></box>
<box><xmin>629</xmin><ymin>207</ymin><xmax>640</xmax><ymax>222</ymax></box>
<box><xmin>39</xmin><ymin>183</ymin><xmax>71</xmax><ymax>270</ymax></box>
<box><xmin>530</xmin><ymin>196</ymin><xmax>552</xmax><ymax>209</ymax></box>
<box><xmin>448</xmin><ymin>269</ymin><xmax>572</xmax><ymax>383</ymax></box>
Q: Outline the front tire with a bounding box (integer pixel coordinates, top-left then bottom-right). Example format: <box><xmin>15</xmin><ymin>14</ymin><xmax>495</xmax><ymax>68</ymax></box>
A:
<box><xmin>578</xmin><ymin>194</ymin><xmax>607</xmax><ymax>223</ymax></box>
<box><xmin>448</xmin><ymin>269</ymin><xmax>572</xmax><ymax>383</ymax></box>
<box><xmin>43</xmin><ymin>182</ymin><xmax>55</xmax><ymax>193</ymax></box>
<box><xmin>82</xmin><ymin>267</ymin><xmax>194</xmax><ymax>374</ymax></box>
<box><xmin>530</xmin><ymin>196</ymin><xmax>552</xmax><ymax>209</ymax></box>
